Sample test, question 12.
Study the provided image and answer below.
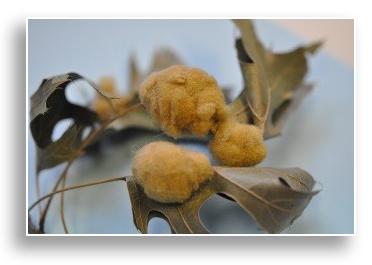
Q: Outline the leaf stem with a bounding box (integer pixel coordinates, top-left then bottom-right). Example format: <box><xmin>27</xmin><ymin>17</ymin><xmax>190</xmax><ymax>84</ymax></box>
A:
<box><xmin>38</xmin><ymin>160</ymin><xmax>73</xmax><ymax>232</ymax></box>
<box><xmin>35</xmin><ymin>172</ymin><xmax>42</xmax><ymax>214</ymax></box>
<box><xmin>29</xmin><ymin>176</ymin><xmax>128</xmax><ymax>213</ymax></box>
<box><xmin>60</xmin><ymin>173</ymin><xmax>69</xmax><ymax>233</ymax></box>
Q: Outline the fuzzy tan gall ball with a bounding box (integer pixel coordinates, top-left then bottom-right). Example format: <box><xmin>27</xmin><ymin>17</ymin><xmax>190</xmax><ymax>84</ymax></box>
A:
<box><xmin>132</xmin><ymin>141</ymin><xmax>213</xmax><ymax>203</ymax></box>
<box><xmin>209</xmin><ymin>120</ymin><xmax>267</xmax><ymax>167</ymax></box>
<box><xmin>139</xmin><ymin>65</ymin><xmax>227</xmax><ymax>138</ymax></box>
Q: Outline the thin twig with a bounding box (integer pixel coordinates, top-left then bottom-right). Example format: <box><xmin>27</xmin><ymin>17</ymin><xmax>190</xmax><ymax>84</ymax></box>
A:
<box><xmin>35</xmin><ymin>172</ymin><xmax>42</xmax><ymax>214</ymax></box>
<box><xmin>60</xmin><ymin>173</ymin><xmax>69</xmax><ymax>233</ymax></box>
<box><xmin>29</xmin><ymin>176</ymin><xmax>128</xmax><ymax>213</ymax></box>
<box><xmin>38</xmin><ymin>160</ymin><xmax>73</xmax><ymax>232</ymax></box>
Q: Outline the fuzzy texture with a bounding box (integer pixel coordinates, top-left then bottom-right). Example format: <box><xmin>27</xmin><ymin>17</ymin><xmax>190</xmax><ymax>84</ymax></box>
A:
<box><xmin>209</xmin><ymin>120</ymin><xmax>267</xmax><ymax>167</ymax></box>
<box><xmin>139</xmin><ymin>65</ymin><xmax>227</xmax><ymax>138</ymax></box>
<box><xmin>132</xmin><ymin>141</ymin><xmax>213</xmax><ymax>203</ymax></box>
<box><xmin>93</xmin><ymin>77</ymin><xmax>130</xmax><ymax>121</ymax></box>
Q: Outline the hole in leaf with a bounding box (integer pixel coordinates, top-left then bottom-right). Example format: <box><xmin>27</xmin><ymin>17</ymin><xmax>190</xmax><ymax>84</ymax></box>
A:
<box><xmin>51</xmin><ymin>118</ymin><xmax>74</xmax><ymax>142</ymax></box>
<box><xmin>147</xmin><ymin>217</ymin><xmax>171</xmax><ymax>234</ymax></box>
<box><xmin>81</xmin><ymin>127</ymin><xmax>92</xmax><ymax>141</ymax></box>
<box><xmin>65</xmin><ymin>80</ymin><xmax>97</xmax><ymax>107</ymax></box>
<box><xmin>199</xmin><ymin>194</ymin><xmax>264</xmax><ymax>234</ymax></box>
<box><xmin>271</xmin><ymin>99</ymin><xmax>292</xmax><ymax>125</ymax></box>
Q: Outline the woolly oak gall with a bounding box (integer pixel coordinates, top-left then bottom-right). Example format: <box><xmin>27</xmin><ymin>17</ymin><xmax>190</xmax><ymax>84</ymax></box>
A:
<box><xmin>139</xmin><ymin>65</ymin><xmax>267</xmax><ymax>167</ymax></box>
<box><xmin>139</xmin><ymin>65</ymin><xmax>227</xmax><ymax>138</ymax></box>
<box><xmin>210</xmin><ymin>120</ymin><xmax>267</xmax><ymax>167</ymax></box>
<box><xmin>132</xmin><ymin>141</ymin><xmax>213</xmax><ymax>203</ymax></box>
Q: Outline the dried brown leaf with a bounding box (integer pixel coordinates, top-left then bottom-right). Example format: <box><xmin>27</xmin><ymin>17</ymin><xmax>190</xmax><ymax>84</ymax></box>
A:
<box><xmin>230</xmin><ymin>20</ymin><xmax>322</xmax><ymax>139</ymax></box>
<box><xmin>30</xmin><ymin>72</ymin><xmax>98</xmax><ymax>148</ymax></box>
<box><xmin>36</xmin><ymin>124</ymin><xmax>84</xmax><ymax>172</ymax></box>
<box><xmin>30</xmin><ymin>73</ymin><xmax>101</xmax><ymax>172</ymax></box>
<box><xmin>127</xmin><ymin>166</ymin><xmax>319</xmax><ymax>234</ymax></box>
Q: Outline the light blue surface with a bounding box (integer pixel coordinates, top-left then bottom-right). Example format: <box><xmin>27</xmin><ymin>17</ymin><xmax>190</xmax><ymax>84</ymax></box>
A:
<box><xmin>28</xmin><ymin>19</ymin><xmax>354</xmax><ymax>234</ymax></box>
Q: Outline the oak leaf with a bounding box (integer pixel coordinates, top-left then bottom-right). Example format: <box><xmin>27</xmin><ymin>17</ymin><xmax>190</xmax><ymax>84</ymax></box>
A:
<box><xmin>127</xmin><ymin>166</ymin><xmax>319</xmax><ymax>234</ymax></box>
